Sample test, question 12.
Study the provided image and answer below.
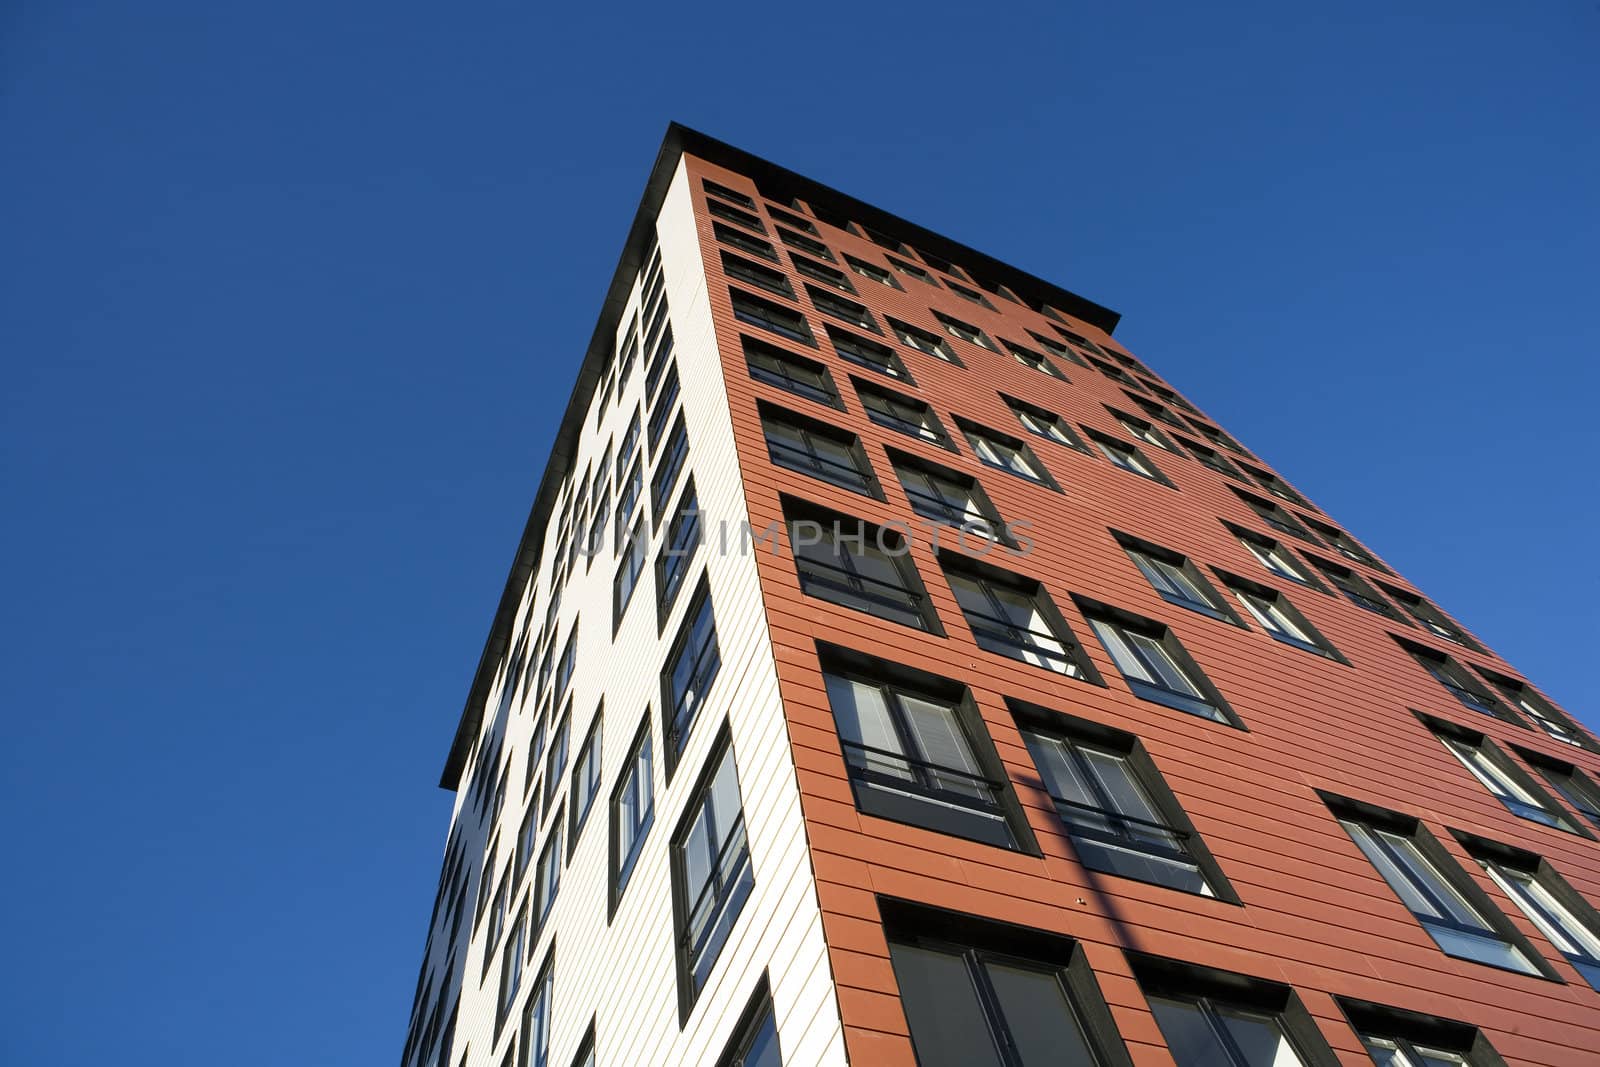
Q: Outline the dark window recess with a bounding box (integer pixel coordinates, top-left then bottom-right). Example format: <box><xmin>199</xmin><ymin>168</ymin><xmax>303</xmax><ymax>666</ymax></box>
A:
<box><xmin>857</xmin><ymin>380</ymin><xmax>952</xmax><ymax>447</ymax></box>
<box><xmin>1327</xmin><ymin>796</ymin><xmax>1547</xmax><ymax>977</ymax></box>
<box><xmin>1079</xmin><ymin>598</ymin><xmax>1240</xmax><ymax>727</ymax></box>
<box><xmin>887</xmin><ymin>254</ymin><xmax>935</xmax><ymax>283</ymax></box>
<box><xmin>1088</xmin><ymin>356</ymin><xmax>1138</xmax><ymax>386</ymax></box>
<box><xmin>819</xmin><ymin>647</ymin><xmax>1024</xmax><ymax>851</ymax></box>
<box><xmin>1111</xmin><ymin>409</ymin><xmax>1177</xmax><ymax>452</ymax></box>
<box><xmin>1049</xmin><ymin>324</ymin><xmax>1105</xmax><ymax>356</ymax></box>
<box><xmin>719</xmin><ymin>250</ymin><xmax>793</xmax><ymax>297</ymax></box>
<box><xmin>613</xmin><ymin>514</ymin><xmax>648</xmax><ymax>628</ymax></box>
<box><xmin>761</xmin><ymin>403</ymin><xmax>880</xmax><ymax>498</ymax></box>
<box><xmin>1004</xmin><ymin>339</ymin><xmax>1066</xmax><ymax>379</ymax></box>
<box><xmin>656</xmin><ymin>482</ymin><xmax>702</xmax><ymax>621</ymax></box>
<box><xmin>943</xmin><ymin>278</ymin><xmax>994</xmax><ymax>309</ymax></box>
<box><xmin>1240</xmin><ymin>463</ymin><xmax>1309</xmax><ymax>507</ymax></box>
<box><xmin>959</xmin><ymin>418</ymin><xmax>1059</xmax><ymax>488</ymax></box>
<box><xmin>1015</xmin><ymin>703</ymin><xmax>1232</xmax><ymax>899</ymax></box>
<box><xmin>703</xmin><ymin>179</ymin><xmax>754</xmax><ymax>208</ymax></box>
<box><xmin>1027</xmin><ymin>329</ymin><xmax>1089</xmax><ymax>368</ymax></box>
<box><xmin>743</xmin><ymin>335</ymin><xmax>839</xmax><ymax>407</ymax></box>
<box><xmin>1518</xmin><ymin>749</ymin><xmax>1600</xmax><ymax>826</ymax></box>
<box><xmin>663</xmin><ymin>578</ymin><xmax>721</xmax><ymax>760</ymax></box>
<box><xmin>1125</xmin><ymin>392</ymin><xmax>1185</xmax><ymax>429</ymax></box>
<box><xmin>884</xmin><ymin>901</ymin><xmax>1133</xmax><ymax>1067</ymax></box>
<box><xmin>844</xmin><ymin>253</ymin><xmax>900</xmax><ymax>289</ymax></box>
<box><xmin>714</xmin><ymin>980</ymin><xmax>783</xmax><ymax>1067</ymax></box>
<box><xmin>570</xmin><ymin>713</ymin><xmax>602</xmax><ymax>842</ymax></box>
<box><xmin>1338</xmin><ymin>997</ymin><xmax>1509</xmax><ymax>1067</ymax></box>
<box><xmin>650</xmin><ymin>415</ymin><xmax>689</xmax><ymax>521</ymax></box>
<box><xmin>730</xmin><ymin>287</ymin><xmax>814</xmax><ymax>345</ymax></box>
<box><xmin>1145</xmin><ymin>380</ymin><xmax>1199</xmax><ymax>414</ymax></box>
<box><xmin>933</xmin><ymin>310</ymin><xmax>996</xmax><ymax>350</ymax></box>
<box><xmin>776</xmin><ymin>226</ymin><xmax>834</xmax><ymax>261</ymax></box>
<box><xmin>1306</xmin><ymin>518</ymin><xmax>1386</xmax><ymax>571</ymax></box>
<box><xmin>1217</xmin><ymin>571</ymin><xmax>1343</xmax><ymax>660</ymax></box>
<box><xmin>785</xmin><ymin>500</ymin><xmax>941</xmax><ymax>633</ymax></box>
<box><xmin>706</xmin><ymin>199</ymin><xmax>766</xmax><ymax>234</ymax></box>
<box><xmin>916</xmin><ymin>248</ymin><xmax>965</xmax><ymax>278</ymax></box>
<box><xmin>1186</xmin><ymin>417</ymin><xmax>1248</xmax><ymax>455</ymax></box>
<box><xmin>862</xmin><ymin>226</ymin><xmax>907</xmax><ymax>253</ymax></box>
<box><xmin>1421</xmin><ymin>715</ymin><xmax>1575</xmax><ymax>831</ymax></box>
<box><xmin>943</xmin><ymin>554</ymin><xmax>1096</xmax><ymax>678</ymax></box>
<box><xmin>1085</xmin><ymin>428</ymin><xmax>1173</xmax><ymax>487</ymax></box>
<box><xmin>712</xmin><ymin>221</ymin><xmax>779</xmax><ymax>262</ymax></box>
<box><xmin>791</xmin><ymin>254</ymin><xmax>854</xmax><ymax>292</ymax></box>
<box><xmin>673</xmin><ymin>732</ymin><xmax>753</xmax><ymax>1010</ymax></box>
<box><xmin>1477</xmin><ymin>668</ymin><xmax>1593</xmax><ymax>750</ymax></box>
<box><xmin>1232</xmin><ymin>488</ymin><xmax>1318</xmax><ymax>543</ymax></box>
<box><xmin>889</xmin><ymin>317</ymin><xmax>962</xmax><ymax>363</ymax></box>
<box><xmin>1114</xmin><ymin>532</ymin><xmax>1237</xmax><ymax>624</ymax></box>
<box><xmin>1378</xmin><ymin>583</ymin><xmax>1481</xmax><ymax>651</ymax></box>
<box><xmin>1132</xmin><ymin>956</ymin><xmax>1338</xmax><ymax>1067</ymax></box>
<box><xmin>647</xmin><ymin>364</ymin><xmax>680</xmax><ymax>452</ymax></box>
<box><xmin>1002</xmin><ymin>394</ymin><xmax>1089</xmax><ymax>452</ymax></box>
<box><xmin>1464</xmin><ymin>836</ymin><xmax>1600</xmax><ymax>991</ymax></box>
<box><xmin>766</xmin><ymin>204</ymin><xmax>816</xmax><ymax>234</ymax></box>
<box><xmin>825</xmin><ymin>324</ymin><xmax>912</xmax><ymax>381</ymax></box>
<box><xmin>805</xmin><ymin>284</ymin><xmax>877</xmax><ymax>331</ymax></box>
<box><xmin>1395</xmin><ymin>637</ymin><xmax>1521</xmax><ymax>725</ymax></box>
<box><xmin>890</xmin><ymin>450</ymin><xmax>1010</xmax><ymax>545</ymax></box>
<box><xmin>1226</xmin><ymin>525</ymin><xmax>1322</xmax><ymax>588</ymax></box>
<box><xmin>1176</xmin><ymin>435</ymin><xmax>1246</xmax><ymax>479</ymax></box>
<box><xmin>609</xmin><ymin>715</ymin><xmax>654</xmax><ymax>910</ymax></box>
<box><xmin>1307</xmin><ymin>552</ymin><xmax>1410</xmax><ymax>619</ymax></box>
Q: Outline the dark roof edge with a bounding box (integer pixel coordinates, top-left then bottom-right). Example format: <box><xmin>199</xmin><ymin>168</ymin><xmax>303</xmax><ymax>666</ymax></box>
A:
<box><xmin>438</xmin><ymin>123</ymin><xmax>1120</xmax><ymax>789</ymax></box>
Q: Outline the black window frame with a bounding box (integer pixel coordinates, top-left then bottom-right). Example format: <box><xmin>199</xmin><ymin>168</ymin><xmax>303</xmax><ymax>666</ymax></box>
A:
<box><xmin>1000</xmin><ymin>393</ymin><xmax>1090</xmax><ymax>453</ymax></box>
<box><xmin>1394</xmin><ymin>636</ymin><xmax>1525</xmax><ymax>727</ymax></box>
<box><xmin>1455</xmin><ymin>830</ymin><xmax>1600</xmax><ymax>991</ymax></box>
<box><xmin>957</xmin><ymin>416</ymin><xmax>1061</xmax><ymax>490</ymax></box>
<box><xmin>608</xmin><ymin>712</ymin><xmax>655</xmax><ymax>917</ymax></box>
<box><xmin>612</xmin><ymin>512</ymin><xmax>648</xmax><ymax>633</ymax></box>
<box><xmin>703</xmin><ymin>179</ymin><xmax>755</xmax><ymax>209</ymax></box>
<box><xmin>1336</xmin><ymin>997</ymin><xmax>1509</xmax><ymax>1067</ymax></box>
<box><xmin>1477</xmin><ymin>667</ymin><xmax>1595</xmax><ymax>751</ymax></box>
<box><xmin>650</xmin><ymin>413</ymin><xmax>690</xmax><ymax>522</ymax></box>
<box><xmin>706</xmin><ymin>198</ymin><xmax>766</xmax><ymax>234</ymax></box>
<box><xmin>825</xmin><ymin>323</ymin><xmax>913</xmax><ymax>381</ymax></box>
<box><xmin>1131</xmin><ymin>955</ymin><xmax>1340</xmax><ymax>1067</ymax></box>
<box><xmin>655</xmin><ymin>478</ymin><xmax>703</xmax><ymax>628</ymax></box>
<box><xmin>844</xmin><ymin>253</ymin><xmax>902</xmax><ymax>290</ymax></box>
<box><xmin>719</xmin><ymin>249</ymin><xmax>794</xmax><ymax>298</ymax></box>
<box><xmin>743</xmin><ymin>334</ymin><xmax>842</xmax><ymax>409</ymax></box>
<box><xmin>713</xmin><ymin>976</ymin><xmax>782</xmax><ymax>1067</ymax></box>
<box><xmin>712</xmin><ymin>221</ymin><xmax>779</xmax><ymax>263</ymax></box>
<box><xmin>759</xmin><ymin>401</ymin><xmax>882</xmax><ymax>499</ymax></box>
<box><xmin>888</xmin><ymin>447</ymin><xmax>1013</xmax><ymax>548</ymax></box>
<box><xmin>1515</xmin><ymin>747</ymin><xmax>1600</xmax><ymax>828</ymax></box>
<box><xmin>1417</xmin><ymin>713</ymin><xmax>1582</xmax><ymax>834</ymax></box>
<box><xmin>568</xmin><ymin>709</ymin><xmax>602</xmax><ymax>851</ymax></box>
<box><xmin>888</xmin><ymin>316</ymin><xmax>963</xmax><ymax>365</ymax></box>
<box><xmin>804</xmin><ymin>283</ymin><xmax>878</xmax><ymax>332</ymax></box>
<box><xmin>933</xmin><ymin>309</ymin><xmax>996</xmax><ymax>351</ymax></box>
<box><xmin>662</xmin><ymin>576</ymin><xmax>722</xmax><ymax>772</ymax></box>
<box><xmin>1304</xmin><ymin>552</ymin><xmax>1405</xmax><ymax>620</ymax></box>
<box><xmin>1113</xmin><ymin>531</ymin><xmax>1240</xmax><ymax>625</ymax></box>
<box><xmin>784</xmin><ymin>496</ymin><xmax>943</xmax><ymax>634</ymax></box>
<box><xmin>776</xmin><ymin>226</ymin><xmax>834</xmax><ymax>261</ymax></box>
<box><xmin>729</xmin><ymin>286</ymin><xmax>815</xmax><ymax>346</ymax></box>
<box><xmin>1076</xmin><ymin>596</ymin><xmax>1243</xmax><ymax>728</ymax></box>
<box><xmin>939</xmin><ymin>551</ymin><xmax>1100</xmax><ymax>680</ymax></box>
<box><xmin>1025</xmin><ymin>329</ymin><xmax>1088</xmax><ymax>368</ymax></box>
<box><xmin>790</xmin><ymin>252</ymin><xmax>854</xmax><ymax>293</ymax></box>
<box><xmin>1215</xmin><ymin>568</ymin><xmax>1346</xmax><ymax>661</ymax></box>
<box><xmin>1175</xmin><ymin>434</ymin><xmax>1247</xmax><ymax>479</ymax></box>
<box><xmin>855</xmin><ymin>378</ymin><xmax>955</xmax><ymax>450</ymax></box>
<box><xmin>1231</xmin><ymin>487</ymin><xmax>1318</xmax><ymax>543</ymax></box>
<box><xmin>1083</xmin><ymin>427</ymin><xmax>1174</xmax><ymax>487</ymax></box>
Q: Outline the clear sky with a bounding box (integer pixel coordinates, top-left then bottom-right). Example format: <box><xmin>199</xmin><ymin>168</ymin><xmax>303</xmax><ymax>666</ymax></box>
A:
<box><xmin>3</xmin><ymin>3</ymin><xmax>1597</xmax><ymax>1064</ymax></box>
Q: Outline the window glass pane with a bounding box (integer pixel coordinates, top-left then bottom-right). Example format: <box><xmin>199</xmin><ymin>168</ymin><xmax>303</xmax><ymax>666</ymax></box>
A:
<box><xmin>1148</xmin><ymin>996</ymin><xmax>1234</xmax><ymax>1067</ymax></box>
<box><xmin>1091</xmin><ymin>619</ymin><xmax>1152</xmax><ymax>684</ymax></box>
<box><xmin>984</xmin><ymin>961</ymin><xmax>1098</xmax><ymax>1066</ymax></box>
<box><xmin>901</xmin><ymin>692</ymin><xmax>983</xmax><ymax>789</ymax></box>
<box><xmin>887</xmin><ymin>943</ymin><xmax>1004</xmax><ymax>1067</ymax></box>
<box><xmin>1128</xmin><ymin>631</ymin><xmax>1202</xmax><ymax>696</ymax></box>
<box><xmin>1217</xmin><ymin>1003</ymin><xmax>1308</xmax><ymax>1067</ymax></box>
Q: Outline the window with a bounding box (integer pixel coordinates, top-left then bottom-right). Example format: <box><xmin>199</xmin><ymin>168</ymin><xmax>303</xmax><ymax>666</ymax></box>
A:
<box><xmin>888</xmin><ymin>317</ymin><xmax>961</xmax><ymax>364</ymax></box>
<box><xmin>610</xmin><ymin>716</ymin><xmax>654</xmax><ymax>910</ymax></box>
<box><xmin>615</xmin><ymin>456</ymin><xmax>643</xmax><ymax>552</ymax></box>
<box><xmin>767</xmin><ymin>204</ymin><xmax>815</xmax><ymax>233</ymax></box>
<box><xmin>730</xmin><ymin>287</ymin><xmax>814</xmax><ymax>344</ymax></box>
<box><xmin>1307</xmin><ymin>554</ymin><xmax>1403</xmax><ymax>619</ymax></box>
<box><xmin>656</xmin><ymin>482</ymin><xmax>702</xmax><ymax>620</ymax></box>
<box><xmin>1123</xmin><ymin>392</ymin><xmax>1185</xmax><ymax>429</ymax></box>
<box><xmin>890</xmin><ymin>451</ymin><xmax>1009</xmax><ymax>544</ymax></box>
<box><xmin>570</xmin><ymin>714</ymin><xmax>601</xmax><ymax>841</ymax></box>
<box><xmin>1396</xmin><ymin>638</ymin><xmax>1520</xmax><ymax>725</ymax></box>
<box><xmin>532</xmin><ymin>813</ymin><xmax>563</xmax><ymax>932</ymax></box>
<box><xmin>1111</xmin><ymin>410</ymin><xmax>1177</xmax><ymax>452</ymax></box>
<box><xmin>791</xmin><ymin>253</ymin><xmax>854</xmax><ymax>292</ymax></box>
<box><xmin>933</xmin><ymin>310</ymin><xmax>995</xmax><ymax>350</ymax></box>
<box><xmin>943</xmin><ymin>278</ymin><xmax>994</xmax><ymax>309</ymax></box>
<box><xmin>1218</xmin><ymin>571</ymin><xmax>1343</xmax><ymax>659</ymax></box>
<box><xmin>1026</xmin><ymin>329</ymin><xmax>1088</xmax><ymax>368</ymax></box>
<box><xmin>519</xmin><ymin>953</ymin><xmax>553</xmax><ymax>1067</ymax></box>
<box><xmin>1330</xmin><ymin>798</ymin><xmax>1544</xmax><ymax>976</ymax></box>
<box><xmin>673</xmin><ymin>732</ymin><xmax>754</xmax><ymax>1006</ymax></box>
<box><xmin>844</xmin><ymin>253</ymin><xmax>900</xmax><ymax>289</ymax></box>
<box><xmin>613</xmin><ymin>515</ymin><xmax>647</xmax><ymax>628</ymax></box>
<box><xmin>495</xmin><ymin>904</ymin><xmax>528</xmax><ymax>1034</ymax></box>
<box><xmin>1134</xmin><ymin>957</ymin><xmax>1333</xmax><ymax>1067</ymax></box>
<box><xmin>863</xmin><ymin>227</ymin><xmax>909</xmax><ymax>254</ymax></box>
<box><xmin>703</xmin><ymin>179</ymin><xmax>754</xmax><ymax>208</ymax></box>
<box><xmin>1339</xmin><ymin>998</ymin><xmax>1507</xmax><ymax>1067</ymax></box>
<box><xmin>1186</xmin><ymin>417</ymin><xmax>1248</xmax><ymax>455</ymax></box>
<box><xmin>712</xmin><ymin>221</ymin><xmax>778</xmax><ymax>262</ymax></box>
<box><xmin>884</xmin><ymin>902</ymin><xmax>1130</xmax><ymax>1067</ymax></box>
<box><xmin>825</xmin><ymin>323</ymin><xmax>911</xmax><ymax>380</ymax></box>
<box><xmin>1115</xmin><ymin>533</ymin><xmax>1236</xmax><ymax>623</ymax></box>
<box><xmin>761</xmin><ymin>404</ymin><xmax>879</xmax><ymax>497</ymax></box>
<box><xmin>1421</xmin><ymin>716</ymin><xmax>1573</xmax><ymax>830</ymax></box>
<box><xmin>1049</xmin><ymin>324</ymin><xmax>1104</xmax><ymax>356</ymax></box>
<box><xmin>806</xmin><ymin>284</ymin><xmax>877</xmax><ymax>331</ymax></box>
<box><xmin>552</xmin><ymin>629</ymin><xmax>577</xmax><ymax>710</ymax></box>
<box><xmin>544</xmin><ymin>709</ymin><xmax>570</xmax><ymax>808</ymax></box>
<box><xmin>743</xmin><ymin>336</ymin><xmax>839</xmax><ymax>407</ymax></box>
<box><xmin>786</xmin><ymin>500</ymin><xmax>940</xmax><ymax>632</ymax></box>
<box><xmin>1086</xmin><ymin>428</ymin><xmax>1172</xmax><ymax>486</ymax></box>
<box><xmin>959</xmin><ymin>419</ymin><xmax>1058</xmax><ymax>488</ymax></box>
<box><xmin>1462</xmin><ymin>836</ymin><xmax>1600</xmax><ymax>990</ymax></box>
<box><xmin>650</xmin><ymin>415</ymin><xmax>689</xmax><ymax>520</ymax></box>
<box><xmin>1241</xmin><ymin>464</ymin><xmax>1309</xmax><ymax>507</ymax></box>
<box><xmin>720</xmin><ymin>250</ymin><xmax>793</xmax><ymax>298</ymax></box>
<box><xmin>1088</xmin><ymin>355</ymin><xmax>1137</xmax><ymax>385</ymax></box>
<box><xmin>1177</xmin><ymin>435</ymin><xmax>1245</xmax><ymax>479</ymax></box>
<box><xmin>1080</xmin><ymin>599</ymin><xmax>1239</xmax><ymax>725</ymax></box>
<box><xmin>1478</xmin><ymin>670</ymin><xmax>1592</xmax><ymax>750</ymax></box>
<box><xmin>617</xmin><ymin>408</ymin><xmax>641</xmax><ymax>474</ymax></box>
<box><xmin>1377</xmin><ymin>584</ymin><xmax>1480</xmax><ymax>651</ymax></box>
<box><xmin>647</xmin><ymin>364</ymin><xmax>680</xmax><ymax>450</ymax></box>
<box><xmin>715</xmin><ymin>980</ymin><xmax>782</xmax><ymax>1067</ymax></box>
<box><xmin>1307</xmin><ymin>518</ymin><xmax>1386</xmax><ymax>571</ymax></box>
<box><xmin>482</xmin><ymin>865</ymin><xmax>510</xmax><ymax>971</ymax></box>
<box><xmin>1232</xmin><ymin>488</ymin><xmax>1317</xmax><ymax>542</ymax></box>
<box><xmin>1002</xmin><ymin>394</ymin><xmax>1089</xmax><ymax>452</ymax></box>
<box><xmin>820</xmin><ymin>647</ymin><xmax>1022</xmax><ymax>849</ymax></box>
<box><xmin>707</xmin><ymin>199</ymin><xmax>766</xmax><ymax>233</ymax></box>
<box><xmin>942</xmin><ymin>554</ymin><xmax>1096</xmax><ymax>678</ymax></box>
<box><xmin>856</xmin><ymin>380</ymin><xmax>952</xmax><ymax>448</ymax></box>
<box><xmin>514</xmin><ymin>799</ymin><xmax>539</xmax><ymax>882</ymax></box>
<box><xmin>663</xmin><ymin>578</ymin><xmax>721</xmax><ymax>760</ymax></box>
<box><xmin>887</xmin><ymin>254</ymin><xmax>934</xmax><ymax>282</ymax></box>
<box><xmin>1004</xmin><ymin>339</ymin><xmax>1064</xmax><ymax>378</ymax></box>
<box><xmin>777</xmin><ymin>226</ymin><xmax>833</xmax><ymax>261</ymax></box>
<box><xmin>1016</xmin><ymin>702</ymin><xmax>1231</xmax><ymax>898</ymax></box>
<box><xmin>1518</xmin><ymin>749</ymin><xmax>1600</xmax><ymax>827</ymax></box>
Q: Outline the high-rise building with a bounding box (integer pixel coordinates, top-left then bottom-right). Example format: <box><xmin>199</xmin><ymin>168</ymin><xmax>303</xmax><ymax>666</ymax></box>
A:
<box><xmin>400</xmin><ymin>125</ymin><xmax>1600</xmax><ymax>1067</ymax></box>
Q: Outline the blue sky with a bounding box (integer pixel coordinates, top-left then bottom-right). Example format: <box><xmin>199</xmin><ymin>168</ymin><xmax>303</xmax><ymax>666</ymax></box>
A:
<box><xmin>3</xmin><ymin>3</ymin><xmax>1597</xmax><ymax>1064</ymax></box>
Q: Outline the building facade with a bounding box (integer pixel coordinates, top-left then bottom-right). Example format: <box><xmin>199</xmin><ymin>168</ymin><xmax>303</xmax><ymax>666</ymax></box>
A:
<box><xmin>399</xmin><ymin>125</ymin><xmax>1600</xmax><ymax>1067</ymax></box>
